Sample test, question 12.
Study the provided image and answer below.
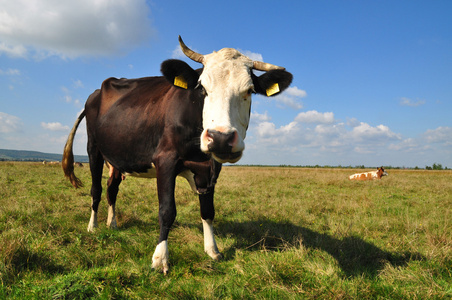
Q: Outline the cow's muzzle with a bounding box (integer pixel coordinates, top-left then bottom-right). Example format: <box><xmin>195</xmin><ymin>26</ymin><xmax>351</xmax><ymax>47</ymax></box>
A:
<box><xmin>204</xmin><ymin>129</ymin><xmax>243</xmax><ymax>163</ymax></box>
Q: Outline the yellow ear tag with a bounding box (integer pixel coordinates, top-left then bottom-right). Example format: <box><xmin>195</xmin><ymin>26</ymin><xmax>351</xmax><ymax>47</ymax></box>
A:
<box><xmin>266</xmin><ymin>83</ymin><xmax>280</xmax><ymax>96</ymax></box>
<box><xmin>174</xmin><ymin>75</ymin><xmax>188</xmax><ymax>89</ymax></box>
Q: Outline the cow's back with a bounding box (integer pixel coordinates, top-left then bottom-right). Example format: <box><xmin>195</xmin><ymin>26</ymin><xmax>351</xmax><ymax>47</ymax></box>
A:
<box><xmin>349</xmin><ymin>171</ymin><xmax>375</xmax><ymax>181</ymax></box>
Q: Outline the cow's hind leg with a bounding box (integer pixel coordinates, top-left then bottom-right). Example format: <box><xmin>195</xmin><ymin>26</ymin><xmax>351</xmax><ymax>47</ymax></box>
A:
<box><xmin>106</xmin><ymin>165</ymin><xmax>122</xmax><ymax>229</ymax></box>
<box><xmin>87</xmin><ymin>148</ymin><xmax>104</xmax><ymax>232</ymax></box>
<box><xmin>199</xmin><ymin>190</ymin><xmax>222</xmax><ymax>260</ymax></box>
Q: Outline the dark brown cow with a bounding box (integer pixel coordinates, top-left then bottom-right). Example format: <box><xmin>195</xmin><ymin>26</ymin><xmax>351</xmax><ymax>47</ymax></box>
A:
<box><xmin>62</xmin><ymin>36</ymin><xmax>292</xmax><ymax>274</ymax></box>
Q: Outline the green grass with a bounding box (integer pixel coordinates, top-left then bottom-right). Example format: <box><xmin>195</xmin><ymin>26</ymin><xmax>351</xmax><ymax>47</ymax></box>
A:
<box><xmin>0</xmin><ymin>162</ymin><xmax>451</xmax><ymax>299</ymax></box>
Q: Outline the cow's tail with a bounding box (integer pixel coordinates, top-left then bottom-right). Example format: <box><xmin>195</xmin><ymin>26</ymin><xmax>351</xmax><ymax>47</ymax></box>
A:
<box><xmin>62</xmin><ymin>110</ymin><xmax>86</xmax><ymax>188</ymax></box>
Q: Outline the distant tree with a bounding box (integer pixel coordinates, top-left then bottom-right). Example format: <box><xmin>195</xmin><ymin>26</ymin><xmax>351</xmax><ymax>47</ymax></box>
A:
<box><xmin>426</xmin><ymin>166</ymin><xmax>433</xmax><ymax>170</ymax></box>
<box><xmin>432</xmin><ymin>163</ymin><xmax>443</xmax><ymax>170</ymax></box>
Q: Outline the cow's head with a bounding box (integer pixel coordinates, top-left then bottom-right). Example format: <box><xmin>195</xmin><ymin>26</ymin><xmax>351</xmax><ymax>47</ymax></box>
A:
<box><xmin>162</xmin><ymin>36</ymin><xmax>292</xmax><ymax>163</ymax></box>
<box><xmin>378</xmin><ymin>167</ymin><xmax>388</xmax><ymax>177</ymax></box>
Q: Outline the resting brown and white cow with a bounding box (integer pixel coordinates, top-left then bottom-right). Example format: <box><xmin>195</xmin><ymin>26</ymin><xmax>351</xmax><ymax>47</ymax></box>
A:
<box><xmin>349</xmin><ymin>167</ymin><xmax>388</xmax><ymax>181</ymax></box>
<box><xmin>62</xmin><ymin>36</ymin><xmax>292</xmax><ymax>274</ymax></box>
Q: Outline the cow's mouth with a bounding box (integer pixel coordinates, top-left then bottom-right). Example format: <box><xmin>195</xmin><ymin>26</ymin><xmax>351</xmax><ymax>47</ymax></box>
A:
<box><xmin>212</xmin><ymin>151</ymin><xmax>242</xmax><ymax>164</ymax></box>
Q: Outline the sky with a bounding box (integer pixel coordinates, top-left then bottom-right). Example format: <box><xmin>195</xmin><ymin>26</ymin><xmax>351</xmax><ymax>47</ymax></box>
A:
<box><xmin>0</xmin><ymin>0</ymin><xmax>451</xmax><ymax>168</ymax></box>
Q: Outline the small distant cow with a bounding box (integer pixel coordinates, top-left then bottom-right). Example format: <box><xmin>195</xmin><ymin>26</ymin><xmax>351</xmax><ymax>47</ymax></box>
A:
<box><xmin>349</xmin><ymin>167</ymin><xmax>388</xmax><ymax>181</ymax></box>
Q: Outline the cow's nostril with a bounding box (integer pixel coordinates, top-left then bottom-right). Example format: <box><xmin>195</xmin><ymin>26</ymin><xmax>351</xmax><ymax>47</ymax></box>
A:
<box><xmin>207</xmin><ymin>129</ymin><xmax>214</xmax><ymax>138</ymax></box>
<box><xmin>206</xmin><ymin>129</ymin><xmax>214</xmax><ymax>143</ymax></box>
<box><xmin>227</xmin><ymin>131</ymin><xmax>238</xmax><ymax>148</ymax></box>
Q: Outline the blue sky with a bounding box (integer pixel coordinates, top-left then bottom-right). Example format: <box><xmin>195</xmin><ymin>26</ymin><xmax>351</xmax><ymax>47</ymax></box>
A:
<box><xmin>0</xmin><ymin>0</ymin><xmax>451</xmax><ymax>168</ymax></box>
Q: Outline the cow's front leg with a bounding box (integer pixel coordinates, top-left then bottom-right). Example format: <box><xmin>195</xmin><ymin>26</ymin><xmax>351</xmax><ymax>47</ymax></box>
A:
<box><xmin>199</xmin><ymin>191</ymin><xmax>222</xmax><ymax>260</ymax></box>
<box><xmin>152</xmin><ymin>157</ymin><xmax>177</xmax><ymax>274</ymax></box>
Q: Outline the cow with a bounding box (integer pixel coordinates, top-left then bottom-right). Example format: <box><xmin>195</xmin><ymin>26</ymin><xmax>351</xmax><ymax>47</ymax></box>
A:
<box><xmin>62</xmin><ymin>36</ymin><xmax>293</xmax><ymax>274</ymax></box>
<box><xmin>349</xmin><ymin>167</ymin><xmax>388</xmax><ymax>181</ymax></box>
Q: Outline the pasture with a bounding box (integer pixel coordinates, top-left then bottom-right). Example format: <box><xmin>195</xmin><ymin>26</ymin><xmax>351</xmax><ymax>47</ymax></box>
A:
<box><xmin>0</xmin><ymin>162</ymin><xmax>451</xmax><ymax>299</ymax></box>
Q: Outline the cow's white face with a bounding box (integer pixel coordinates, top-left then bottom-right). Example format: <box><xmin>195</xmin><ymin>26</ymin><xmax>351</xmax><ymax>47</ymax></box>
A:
<box><xmin>164</xmin><ymin>36</ymin><xmax>293</xmax><ymax>164</ymax></box>
<box><xmin>198</xmin><ymin>49</ymin><xmax>254</xmax><ymax>163</ymax></box>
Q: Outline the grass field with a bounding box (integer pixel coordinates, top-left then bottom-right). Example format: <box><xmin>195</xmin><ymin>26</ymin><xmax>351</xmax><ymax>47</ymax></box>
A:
<box><xmin>0</xmin><ymin>162</ymin><xmax>451</xmax><ymax>299</ymax></box>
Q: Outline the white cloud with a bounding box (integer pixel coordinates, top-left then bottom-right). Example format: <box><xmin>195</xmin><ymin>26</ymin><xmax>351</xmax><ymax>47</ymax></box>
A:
<box><xmin>244</xmin><ymin>109</ymin><xmax>411</xmax><ymax>166</ymax></box>
<box><xmin>272</xmin><ymin>86</ymin><xmax>306</xmax><ymax>110</ymax></box>
<box><xmin>346</xmin><ymin>117</ymin><xmax>360</xmax><ymax>127</ymax></box>
<box><xmin>0</xmin><ymin>68</ymin><xmax>20</xmax><ymax>76</ymax></box>
<box><xmin>423</xmin><ymin>126</ymin><xmax>452</xmax><ymax>145</ymax></box>
<box><xmin>314</xmin><ymin>123</ymin><xmax>346</xmax><ymax>137</ymax></box>
<box><xmin>0</xmin><ymin>42</ymin><xmax>27</xmax><ymax>58</ymax></box>
<box><xmin>0</xmin><ymin>112</ymin><xmax>23</xmax><ymax>133</ymax></box>
<box><xmin>285</xmin><ymin>86</ymin><xmax>307</xmax><ymax>98</ymax></box>
<box><xmin>388</xmin><ymin>138</ymin><xmax>421</xmax><ymax>152</ymax></box>
<box><xmin>61</xmin><ymin>86</ymin><xmax>82</xmax><ymax>107</ymax></box>
<box><xmin>0</xmin><ymin>0</ymin><xmax>154</xmax><ymax>59</ymax></box>
<box><xmin>400</xmin><ymin>97</ymin><xmax>425</xmax><ymax>107</ymax></box>
<box><xmin>243</xmin><ymin>107</ymin><xmax>452</xmax><ymax>167</ymax></box>
<box><xmin>295</xmin><ymin>110</ymin><xmax>335</xmax><ymax>124</ymax></box>
<box><xmin>41</xmin><ymin>122</ymin><xmax>70</xmax><ymax>131</ymax></box>
<box><xmin>172</xmin><ymin>46</ymin><xmax>184</xmax><ymax>59</ymax></box>
<box><xmin>63</xmin><ymin>95</ymin><xmax>73</xmax><ymax>103</ymax></box>
<box><xmin>349</xmin><ymin>122</ymin><xmax>401</xmax><ymax>142</ymax></box>
<box><xmin>73</xmin><ymin>79</ymin><xmax>84</xmax><ymax>89</ymax></box>
<box><xmin>250</xmin><ymin>111</ymin><xmax>272</xmax><ymax>123</ymax></box>
<box><xmin>237</xmin><ymin>49</ymin><xmax>264</xmax><ymax>62</ymax></box>
<box><xmin>254</xmin><ymin>121</ymin><xmax>300</xmax><ymax>146</ymax></box>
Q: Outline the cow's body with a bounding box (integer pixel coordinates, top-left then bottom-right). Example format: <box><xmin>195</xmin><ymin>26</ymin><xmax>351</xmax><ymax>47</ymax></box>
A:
<box><xmin>349</xmin><ymin>167</ymin><xmax>388</xmax><ymax>181</ymax></box>
<box><xmin>62</xmin><ymin>36</ymin><xmax>292</xmax><ymax>274</ymax></box>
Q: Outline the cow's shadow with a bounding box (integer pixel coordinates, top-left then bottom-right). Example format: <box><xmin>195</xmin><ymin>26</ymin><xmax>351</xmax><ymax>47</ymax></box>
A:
<box><xmin>216</xmin><ymin>218</ymin><xmax>425</xmax><ymax>278</ymax></box>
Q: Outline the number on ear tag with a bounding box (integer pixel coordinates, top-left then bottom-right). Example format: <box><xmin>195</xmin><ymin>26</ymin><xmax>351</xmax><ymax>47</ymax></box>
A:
<box><xmin>266</xmin><ymin>83</ymin><xmax>280</xmax><ymax>96</ymax></box>
<box><xmin>174</xmin><ymin>75</ymin><xmax>188</xmax><ymax>89</ymax></box>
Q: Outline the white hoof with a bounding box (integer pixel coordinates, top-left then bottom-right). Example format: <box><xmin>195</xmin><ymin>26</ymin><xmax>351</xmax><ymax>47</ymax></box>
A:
<box><xmin>202</xmin><ymin>219</ymin><xmax>222</xmax><ymax>260</ymax></box>
<box><xmin>152</xmin><ymin>241</ymin><xmax>169</xmax><ymax>274</ymax></box>
<box><xmin>107</xmin><ymin>205</ymin><xmax>118</xmax><ymax>229</ymax></box>
<box><xmin>87</xmin><ymin>210</ymin><xmax>98</xmax><ymax>232</ymax></box>
<box><xmin>206</xmin><ymin>247</ymin><xmax>223</xmax><ymax>261</ymax></box>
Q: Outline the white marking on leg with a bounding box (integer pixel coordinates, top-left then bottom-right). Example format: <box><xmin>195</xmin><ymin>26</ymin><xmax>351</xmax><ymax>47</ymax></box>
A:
<box><xmin>107</xmin><ymin>204</ymin><xmax>117</xmax><ymax>229</ymax></box>
<box><xmin>202</xmin><ymin>219</ymin><xmax>222</xmax><ymax>260</ymax></box>
<box><xmin>87</xmin><ymin>210</ymin><xmax>98</xmax><ymax>232</ymax></box>
<box><xmin>152</xmin><ymin>240</ymin><xmax>169</xmax><ymax>274</ymax></box>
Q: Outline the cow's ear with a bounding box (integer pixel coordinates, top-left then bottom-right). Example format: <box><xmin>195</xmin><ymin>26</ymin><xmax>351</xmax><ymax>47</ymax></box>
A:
<box><xmin>253</xmin><ymin>69</ymin><xmax>293</xmax><ymax>97</ymax></box>
<box><xmin>161</xmin><ymin>59</ymin><xmax>199</xmax><ymax>89</ymax></box>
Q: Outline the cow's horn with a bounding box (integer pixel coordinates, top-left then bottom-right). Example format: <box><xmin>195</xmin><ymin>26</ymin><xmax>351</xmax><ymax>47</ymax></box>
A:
<box><xmin>253</xmin><ymin>61</ymin><xmax>285</xmax><ymax>71</ymax></box>
<box><xmin>178</xmin><ymin>36</ymin><xmax>204</xmax><ymax>64</ymax></box>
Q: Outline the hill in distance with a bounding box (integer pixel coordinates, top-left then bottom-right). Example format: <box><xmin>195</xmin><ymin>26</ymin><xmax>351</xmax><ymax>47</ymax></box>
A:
<box><xmin>0</xmin><ymin>149</ymin><xmax>89</xmax><ymax>163</ymax></box>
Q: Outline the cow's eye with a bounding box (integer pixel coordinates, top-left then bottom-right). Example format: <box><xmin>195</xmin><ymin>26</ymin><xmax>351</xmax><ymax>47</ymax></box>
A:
<box><xmin>244</xmin><ymin>88</ymin><xmax>255</xmax><ymax>100</ymax></box>
<box><xmin>196</xmin><ymin>82</ymin><xmax>207</xmax><ymax>96</ymax></box>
